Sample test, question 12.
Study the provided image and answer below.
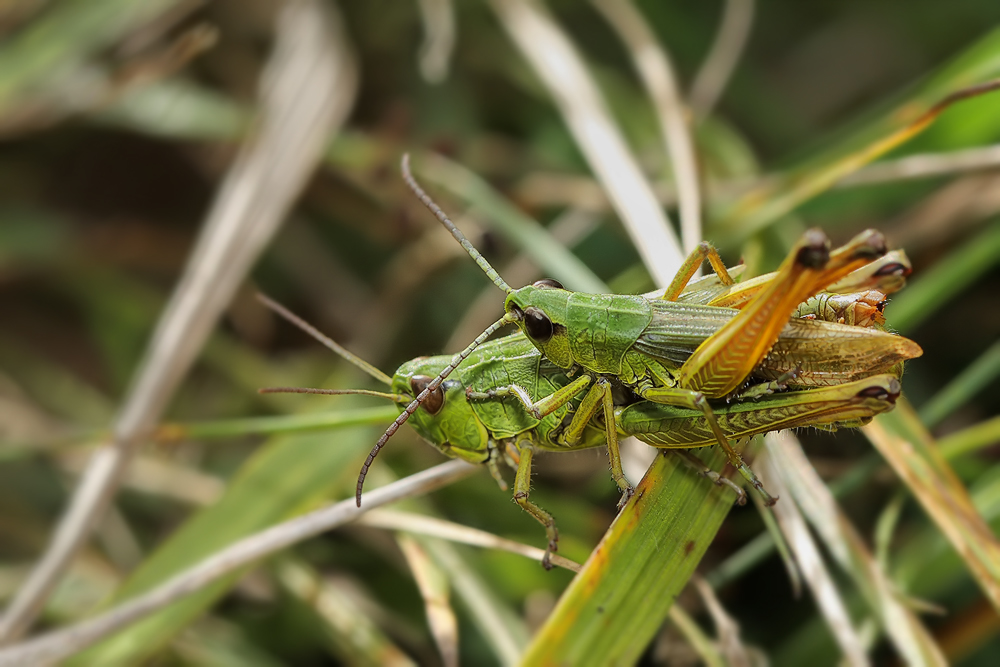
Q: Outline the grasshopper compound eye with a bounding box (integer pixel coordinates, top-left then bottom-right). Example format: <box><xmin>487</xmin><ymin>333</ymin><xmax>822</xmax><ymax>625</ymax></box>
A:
<box><xmin>532</xmin><ymin>278</ymin><xmax>563</xmax><ymax>289</ymax></box>
<box><xmin>874</xmin><ymin>261</ymin><xmax>911</xmax><ymax>278</ymax></box>
<box><xmin>410</xmin><ymin>375</ymin><xmax>445</xmax><ymax>414</ymax></box>
<box><xmin>523</xmin><ymin>306</ymin><xmax>554</xmax><ymax>342</ymax></box>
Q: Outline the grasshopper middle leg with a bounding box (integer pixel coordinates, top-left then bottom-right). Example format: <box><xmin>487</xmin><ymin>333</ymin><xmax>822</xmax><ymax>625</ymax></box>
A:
<box><xmin>510</xmin><ymin>440</ymin><xmax>558</xmax><ymax>570</ymax></box>
<box><xmin>471</xmin><ymin>374</ymin><xmax>634</xmax><ymax>507</ymax></box>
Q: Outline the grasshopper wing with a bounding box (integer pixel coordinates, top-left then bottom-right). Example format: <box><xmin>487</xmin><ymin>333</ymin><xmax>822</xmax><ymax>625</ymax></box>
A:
<box><xmin>760</xmin><ymin>318</ymin><xmax>923</xmax><ymax>386</ymax></box>
<box><xmin>633</xmin><ymin>301</ymin><xmax>738</xmax><ymax>367</ymax></box>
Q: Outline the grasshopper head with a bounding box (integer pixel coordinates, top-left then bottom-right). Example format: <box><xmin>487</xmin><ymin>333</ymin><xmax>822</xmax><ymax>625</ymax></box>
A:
<box><xmin>393</xmin><ymin>357</ymin><xmax>490</xmax><ymax>464</ymax></box>
<box><xmin>504</xmin><ymin>280</ymin><xmax>575</xmax><ymax>369</ymax></box>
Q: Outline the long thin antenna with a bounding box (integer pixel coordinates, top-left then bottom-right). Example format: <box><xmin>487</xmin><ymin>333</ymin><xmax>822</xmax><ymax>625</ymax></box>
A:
<box><xmin>401</xmin><ymin>153</ymin><xmax>513</xmax><ymax>294</ymax></box>
<box><xmin>257</xmin><ymin>293</ymin><xmax>393</xmax><ymax>386</ymax></box>
<box><xmin>259</xmin><ymin>387</ymin><xmax>409</xmax><ymax>402</ymax></box>
<box><xmin>356</xmin><ymin>311</ymin><xmax>516</xmax><ymax>506</ymax></box>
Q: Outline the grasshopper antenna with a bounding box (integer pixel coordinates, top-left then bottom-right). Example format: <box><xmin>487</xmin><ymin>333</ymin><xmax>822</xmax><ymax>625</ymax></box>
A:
<box><xmin>401</xmin><ymin>153</ymin><xmax>513</xmax><ymax>295</ymax></box>
<box><xmin>357</xmin><ymin>310</ymin><xmax>516</xmax><ymax>506</ymax></box>
<box><xmin>257</xmin><ymin>293</ymin><xmax>393</xmax><ymax>386</ymax></box>
<box><xmin>259</xmin><ymin>387</ymin><xmax>409</xmax><ymax>402</ymax></box>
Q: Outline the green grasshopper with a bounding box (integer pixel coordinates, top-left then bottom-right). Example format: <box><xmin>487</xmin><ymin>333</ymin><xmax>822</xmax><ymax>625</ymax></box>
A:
<box><xmin>258</xmin><ymin>296</ymin><xmax>902</xmax><ymax>568</ymax></box>
<box><xmin>393</xmin><ymin>155</ymin><xmax>921</xmax><ymax>506</ymax></box>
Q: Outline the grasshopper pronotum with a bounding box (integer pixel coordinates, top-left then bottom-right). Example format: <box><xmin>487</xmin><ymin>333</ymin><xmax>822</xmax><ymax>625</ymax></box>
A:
<box><xmin>259</xmin><ymin>296</ymin><xmax>902</xmax><ymax>568</ymax></box>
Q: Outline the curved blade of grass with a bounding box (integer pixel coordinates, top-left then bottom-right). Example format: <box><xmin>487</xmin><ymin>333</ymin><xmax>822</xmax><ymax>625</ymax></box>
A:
<box><xmin>415</xmin><ymin>0</ymin><xmax>456</xmax><ymax>84</ymax></box>
<box><xmin>520</xmin><ymin>448</ymin><xmax>737</xmax><ymax>665</ymax></box>
<box><xmin>276</xmin><ymin>558</ymin><xmax>416</xmax><ymax>667</ymax></box>
<box><xmin>593</xmin><ymin>0</ymin><xmax>703</xmax><ymax>253</ymax></box>
<box><xmin>693</xmin><ymin>577</ymin><xmax>754</xmax><ymax>666</ymax></box>
<box><xmin>0</xmin><ymin>0</ymin><xmax>356</xmax><ymax>643</ymax></box>
<box><xmin>768</xmin><ymin>431</ymin><xmax>947</xmax><ymax>666</ymax></box>
<box><xmin>67</xmin><ymin>425</ymin><xmax>376</xmax><ymax>666</ymax></box>
<box><xmin>415</xmin><ymin>153</ymin><xmax>608</xmax><ymax>294</ymax></box>
<box><xmin>667</xmin><ymin>606</ymin><xmax>726</xmax><ymax>667</ymax></box>
<box><xmin>757</xmin><ymin>446</ymin><xmax>868</xmax><ymax>666</ymax></box>
<box><xmin>423</xmin><ymin>539</ymin><xmax>529</xmax><ymax>667</ymax></box>
<box><xmin>397</xmin><ymin>536</ymin><xmax>456</xmax><ymax>667</ymax></box>
<box><xmin>863</xmin><ymin>401</ymin><xmax>1000</xmax><ymax>613</ymax></box>
<box><xmin>887</xmin><ymin>222</ymin><xmax>1000</xmax><ymax>333</ymax></box>
<box><xmin>0</xmin><ymin>460</ymin><xmax>476</xmax><ymax>667</ymax></box>
<box><xmin>488</xmin><ymin>0</ymin><xmax>683</xmax><ymax>285</ymax></box>
<box><xmin>689</xmin><ymin>0</ymin><xmax>755</xmax><ymax>120</ymax></box>
<box><xmin>920</xmin><ymin>340</ymin><xmax>1000</xmax><ymax>429</ymax></box>
<box><xmin>0</xmin><ymin>0</ymin><xmax>187</xmax><ymax>112</ymax></box>
<box><xmin>717</xmin><ymin>25</ymin><xmax>1000</xmax><ymax>241</ymax></box>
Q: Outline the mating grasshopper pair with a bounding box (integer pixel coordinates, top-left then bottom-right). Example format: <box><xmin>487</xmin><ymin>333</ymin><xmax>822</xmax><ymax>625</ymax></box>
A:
<box><xmin>357</xmin><ymin>157</ymin><xmax>921</xmax><ymax>509</ymax></box>
<box><xmin>260</xmin><ymin>157</ymin><xmax>919</xmax><ymax>565</ymax></box>
<box><xmin>260</xmin><ymin>298</ymin><xmax>903</xmax><ymax>568</ymax></box>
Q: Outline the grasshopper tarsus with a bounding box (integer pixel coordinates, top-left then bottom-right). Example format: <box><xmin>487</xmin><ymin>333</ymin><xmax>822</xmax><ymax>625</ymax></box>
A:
<box><xmin>756</xmin><ymin>484</ymin><xmax>779</xmax><ymax>507</ymax></box>
<box><xmin>542</xmin><ymin>532</ymin><xmax>560</xmax><ymax>570</ymax></box>
<box><xmin>616</xmin><ymin>486</ymin><xmax>635</xmax><ymax>511</ymax></box>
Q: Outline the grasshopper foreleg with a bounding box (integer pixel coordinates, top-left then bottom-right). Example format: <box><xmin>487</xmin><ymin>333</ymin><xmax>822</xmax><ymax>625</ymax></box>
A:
<box><xmin>512</xmin><ymin>440</ymin><xmax>558</xmax><ymax>570</ymax></box>
<box><xmin>466</xmin><ymin>375</ymin><xmax>592</xmax><ymax>419</ymax></box>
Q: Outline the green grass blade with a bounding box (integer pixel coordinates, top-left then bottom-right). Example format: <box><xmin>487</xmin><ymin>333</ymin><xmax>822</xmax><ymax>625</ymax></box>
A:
<box><xmin>0</xmin><ymin>0</ymin><xmax>185</xmax><ymax>109</ymax></box>
<box><xmin>863</xmin><ymin>402</ymin><xmax>1000</xmax><ymax>613</ymax></box>
<box><xmin>919</xmin><ymin>340</ymin><xmax>1000</xmax><ymax>428</ymax></box>
<box><xmin>521</xmin><ymin>448</ymin><xmax>736</xmax><ymax>664</ymax></box>
<box><xmin>417</xmin><ymin>153</ymin><xmax>609</xmax><ymax>294</ymax></box>
<box><xmin>69</xmin><ymin>426</ymin><xmax>376</xmax><ymax>665</ymax></box>
<box><xmin>888</xmin><ymin>223</ymin><xmax>1000</xmax><ymax>334</ymax></box>
<box><xmin>716</xmin><ymin>27</ymin><xmax>1000</xmax><ymax>241</ymax></box>
<box><xmin>938</xmin><ymin>416</ymin><xmax>1000</xmax><ymax>459</ymax></box>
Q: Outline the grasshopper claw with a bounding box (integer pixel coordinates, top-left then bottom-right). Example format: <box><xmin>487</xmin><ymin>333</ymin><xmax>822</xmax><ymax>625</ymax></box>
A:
<box><xmin>616</xmin><ymin>486</ymin><xmax>636</xmax><ymax>511</ymax></box>
<box><xmin>542</xmin><ymin>533</ymin><xmax>559</xmax><ymax>570</ymax></box>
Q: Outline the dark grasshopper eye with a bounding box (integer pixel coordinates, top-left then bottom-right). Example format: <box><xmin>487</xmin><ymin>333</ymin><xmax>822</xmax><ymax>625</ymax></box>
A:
<box><xmin>410</xmin><ymin>375</ymin><xmax>445</xmax><ymax>415</ymax></box>
<box><xmin>532</xmin><ymin>278</ymin><xmax>563</xmax><ymax>290</ymax></box>
<box><xmin>856</xmin><ymin>386</ymin><xmax>895</xmax><ymax>402</ymax></box>
<box><xmin>874</xmin><ymin>261</ymin><xmax>910</xmax><ymax>277</ymax></box>
<box><xmin>523</xmin><ymin>306</ymin><xmax>554</xmax><ymax>342</ymax></box>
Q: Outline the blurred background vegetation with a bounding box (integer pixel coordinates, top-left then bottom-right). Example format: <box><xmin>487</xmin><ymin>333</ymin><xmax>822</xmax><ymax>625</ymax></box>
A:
<box><xmin>0</xmin><ymin>0</ymin><xmax>998</xmax><ymax>665</ymax></box>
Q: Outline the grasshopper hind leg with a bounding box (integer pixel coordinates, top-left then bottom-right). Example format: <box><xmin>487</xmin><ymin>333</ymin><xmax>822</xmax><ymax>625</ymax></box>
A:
<box><xmin>673</xmin><ymin>450</ymin><xmax>747</xmax><ymax>505</ymax></box>
<box><xmin>637</xmin><ymin>383</ymin><xmax>778</xmax><ymax>506</ymax></box>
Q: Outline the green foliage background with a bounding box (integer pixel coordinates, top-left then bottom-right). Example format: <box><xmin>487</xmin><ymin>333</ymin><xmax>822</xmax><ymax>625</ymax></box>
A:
<box><xmin>0</xmin><ymin>0</ymin><xmax>998</xmax><ymax>664</ymax></box>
